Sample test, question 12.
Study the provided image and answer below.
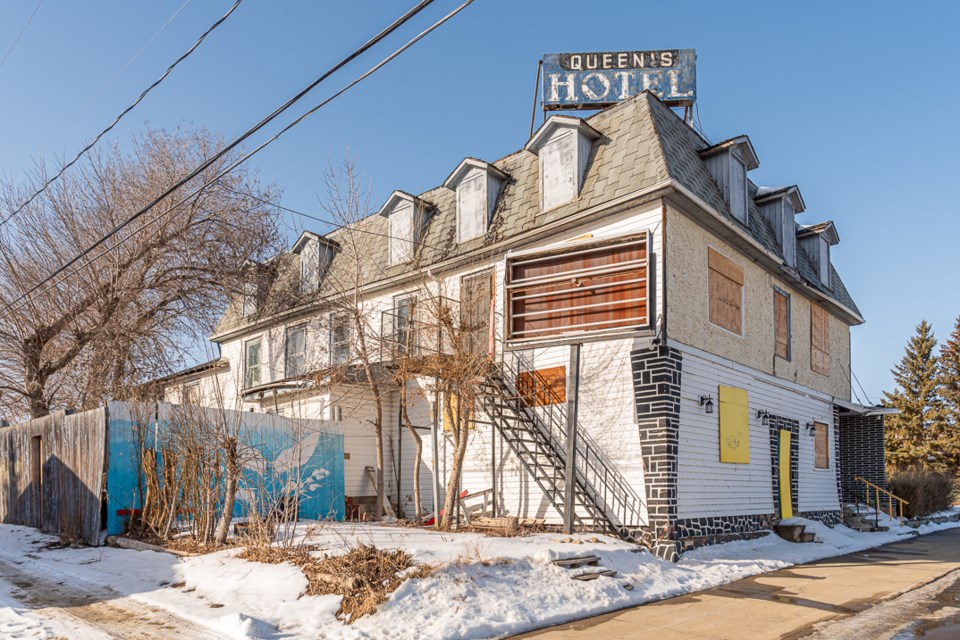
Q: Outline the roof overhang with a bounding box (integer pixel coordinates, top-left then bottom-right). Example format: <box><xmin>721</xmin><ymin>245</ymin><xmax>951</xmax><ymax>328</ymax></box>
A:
<box><xmin>525</xmin><ymin>115</ymin><xmax>601</xmax><ymax>154</ymax></box>
<box><xmin>699</xmin><ymin>135</ymin><xmax>760</xmax><ymax>171</ymax></box>
<box><xmin>377</xmin><ymin>190</ymin><xmax>433</xmax><ymax>218</ymax></box>
<box><xmin>799</xmin><ymin>220</ymin><xmax>840</xmax><ymax>245</ymax></box>
<box><xmin>443</xmin><ymin>157</ymin><xmax>510</xmax><ymax>190</ymax></box>
<box><xmin>755</xmin><ymin>185</ymin><xmax>806</xmax><ymax>213</ymax></box>
<box><xmin>834</xmin><ymin>398</ymin><xmax>899</xmax><ymax>416</ymax></box>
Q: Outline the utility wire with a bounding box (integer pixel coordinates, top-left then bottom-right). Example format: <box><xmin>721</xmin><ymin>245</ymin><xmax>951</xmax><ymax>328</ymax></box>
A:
<box><xmin>0</xmin><ymin>0</ymin><xmax>243</xmax><ymax>228</ymax></box>
<box><xmin>38</xmin><ymin>0</ymin><xmax>194</xmax><ymax>157</ymax></box>
<box><xmin>851</xmin><ymin>367</ymin><xmax>875</xmax><ymax>406</ymax></box>
<box><xmin>0</xmin><ymin>0</ymin><xmax>472</xmax><ymax>319</ymax></box>
<box><xmin>0</xmin><ymin>0</ymin><xmax>44</xmax><ymax>72</ymax></box>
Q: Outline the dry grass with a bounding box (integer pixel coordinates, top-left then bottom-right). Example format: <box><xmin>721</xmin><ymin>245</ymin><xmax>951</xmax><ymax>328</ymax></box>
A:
<box><xmin>238</xmin><ymin>544</ymin><xmax>432</xmax><ymax>623</ymax></box>
<box><xmin>889</xmin><ymin>470</ymin><xmax>956</xmax><ymax>518</ymax></box>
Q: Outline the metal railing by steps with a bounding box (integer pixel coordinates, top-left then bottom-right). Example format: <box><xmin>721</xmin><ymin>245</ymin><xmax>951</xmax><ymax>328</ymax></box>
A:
<box><xmin>474</xmin><ymin>350</ymin><xmax>645</xmax><ymax>540</ymax></box>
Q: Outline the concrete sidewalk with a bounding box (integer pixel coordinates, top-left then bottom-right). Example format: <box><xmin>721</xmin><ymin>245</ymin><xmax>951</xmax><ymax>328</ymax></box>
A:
<box><xmin>516</xmin><ymin>528</ymin><xmax>960</xmax><ymax>640</ymax></box>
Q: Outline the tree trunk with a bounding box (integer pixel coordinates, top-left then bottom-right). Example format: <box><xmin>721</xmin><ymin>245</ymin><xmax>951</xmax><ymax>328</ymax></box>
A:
<box><xmin>215</xmin><ymin>437</ymin><xmax>240</xmax><ymax>545</ymax></box>
<box><xmin>400</xmin><ymin>384</ymin><xmax>423</xmax><ymax>523</ymax></box>
<box><xmin>441</xmin><ymin>398</ymin><xmax>469</xmax><ymax>530</ymax></box>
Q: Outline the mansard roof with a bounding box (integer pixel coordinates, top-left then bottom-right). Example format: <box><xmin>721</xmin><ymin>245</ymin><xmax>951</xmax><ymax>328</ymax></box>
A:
<box><xmin>213</xmin><ymin>91</ymin><xmax>861</xmax><ymax>339</ymax></box>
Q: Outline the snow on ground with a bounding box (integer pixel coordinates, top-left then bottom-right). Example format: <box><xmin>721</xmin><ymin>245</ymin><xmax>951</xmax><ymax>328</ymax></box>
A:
<box><xmin>0</xmin><ymin>509</ymin><xmax>959</xmax><ymax>640</ymax></box>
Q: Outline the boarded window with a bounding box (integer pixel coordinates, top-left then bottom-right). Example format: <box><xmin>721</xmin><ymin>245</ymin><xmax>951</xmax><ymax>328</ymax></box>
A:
<box><xmin>810</xmin><ymin>303</ymin><xmax>830</xmax><ymax>375</ymax></box>
<box><xmin>774</xmin><ymin>289</ymin><xmax>790</xmax><ymax>360</ymax></box>
<box><xmin>457</xmin><ymin>172</ymin><xmax>486</xmax><ymax>242</ymax></box>
<box><xmin>461</xmin><ymin>269</ymin><xmax>494</xmax><ymax>355</ymax></box>
<box><xmin>708</xmin><ymin>247</ymin><xmax>743</xmax><ymax>335</ymax></box>
<box><xmin>443</xmin><ymin>393</ymin><xmax>474</xmax><ymax>432</ymax></box>
<box><xmin>814</xmin><ymin>421</ymin><xmax>830</xmax><ymax>468</ymax></box>
<box><xmin>540</xmin><ymin>130</ymin><xmax>578</xmax><ymax>211</ymax></box>
<box><xmin>389</xmin><ymin>202</ymin><xmax>415</xmax><ymax>265</ymax></box>
<box><xmin>729</xmin><ymin>153</ymin><xmax>748</xmax><ymax>224</ymax></box>
<box><xmin>516</xmin><ymin>367</ymin><xmax>566</xmax><ymax>406</ymax></box>
<box><xmin>719</xmin><ymin>385</ymin><xmax>749</xmax><ymax>463</ymax></box>
<box><xmin>508</xmin><ymin>235</ymin><xmax>649</xmax><ymax>341</ymax></box>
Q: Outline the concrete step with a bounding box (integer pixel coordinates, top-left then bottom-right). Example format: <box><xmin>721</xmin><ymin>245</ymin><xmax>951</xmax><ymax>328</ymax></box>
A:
<box><xmin>572</xmin><ymin>568</ymin><xmax>617</xmax><ymax>581</ymax></box>
<box><xmin>775</xmin><ymin>523</ymin><xmax>807</xmax><ymax>543</ymax></box>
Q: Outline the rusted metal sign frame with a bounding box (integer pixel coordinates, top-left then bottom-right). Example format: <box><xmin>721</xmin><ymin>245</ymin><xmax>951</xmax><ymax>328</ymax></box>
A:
<box><xmin>541</xmin><ymin>49</ymin><xmax>696</xmax><ymax>111</ymax></box>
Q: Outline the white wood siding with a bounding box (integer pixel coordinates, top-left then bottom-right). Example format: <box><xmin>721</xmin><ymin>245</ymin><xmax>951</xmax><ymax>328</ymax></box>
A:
<box><xmin>676</xmin><ymin>341</ymin><xmax>839</xmax><ymax>518</ymax></box>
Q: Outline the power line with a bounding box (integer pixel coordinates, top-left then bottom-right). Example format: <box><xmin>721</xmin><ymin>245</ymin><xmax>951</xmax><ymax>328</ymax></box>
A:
<box><xmin>0</xmin><ymin>0</ymin><xmax>472</xmax><ymax>319</ymax></box>
<box><xmin>37</xmin><ymin>0</ymin><xmax>194</xmax><ymax>157</ymax></box>
<box><xmin>0</xmin><ymin>0</ymin><xmax>44</xmax><ymax>72</ymax></box>
<box><xmin>851</xmin><ymin>367</ymin><xmax>875</xmax><ymax>406</ymax></box>
<box><xmin>0</xmin><ymin>0</ymin><xmax>243</xmax><ymax>229</ymax></box>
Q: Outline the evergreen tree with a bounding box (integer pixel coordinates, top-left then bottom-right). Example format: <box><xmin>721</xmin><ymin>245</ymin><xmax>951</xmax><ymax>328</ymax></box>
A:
<box><xmin>936</xmin><ymin>315</ymin><xmax>960</xmax><ymax>472</ymax></box>
<box><xmin>884</xmin><ymin>320</ymin><xmax>945</xmax><ymax>471</ymax></box>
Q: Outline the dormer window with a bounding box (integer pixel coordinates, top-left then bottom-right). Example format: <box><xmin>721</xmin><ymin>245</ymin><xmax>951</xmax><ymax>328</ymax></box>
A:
<box><xmin>525</xmin><ymin>115</ymin><xmax>601</xmax><ymax>212</ymax></box>
<box><xmin>755</xmin><ymin>186</ymin><xmax>806</xmax><ymax>268</ymax></box>
<box><xmin>293</xmin><ymin>232</ymin><xmax>338</xmax><ymax>294</ymax></box>
<box><xmin>378</xmin><ymin>191</ymin><xmax>433</xmax><ymax>266</ymax></box>
<box><xmin>443</xmin><ymin>158</ymin><xmax>509</xmax><ymax>243</ymax></box>
<box><xmin>798</xmin><ymin>221</ymin><xmax>840</xmax><ymax>288</ymax></box>
<box><xmin>700</xmin><ymin>135</ymin><xmax>760</xmax><ymax>226</ymax></box>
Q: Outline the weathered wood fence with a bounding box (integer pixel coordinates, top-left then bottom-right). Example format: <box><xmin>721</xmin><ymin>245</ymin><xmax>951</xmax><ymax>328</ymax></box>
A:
<box><xmin>0</xmin><ymin>409</ymin><xmax>107</xmax><ymax>545</ymax></box>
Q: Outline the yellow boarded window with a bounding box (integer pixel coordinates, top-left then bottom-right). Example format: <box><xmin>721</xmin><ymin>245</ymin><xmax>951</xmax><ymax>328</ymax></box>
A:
<box><xmin>442</xmin><ymin>393</ymin><xmax>474</xmax><ymax>432</ymax></box>
<box><xmin>719</xmin><ymin>385</ymin><xmax>750</xmax><ymax>463</ymax></box>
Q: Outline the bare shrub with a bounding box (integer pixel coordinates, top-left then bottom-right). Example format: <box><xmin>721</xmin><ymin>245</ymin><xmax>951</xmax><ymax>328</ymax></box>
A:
<box><xmin>239</xmin><ymin>543</ymin><xmax>431</xmax><ymax>623</ymax></box>
<box><xmin>888</xmin><ymin>470</ymin><xmax>956</xmax><ymax>518</ymax></box>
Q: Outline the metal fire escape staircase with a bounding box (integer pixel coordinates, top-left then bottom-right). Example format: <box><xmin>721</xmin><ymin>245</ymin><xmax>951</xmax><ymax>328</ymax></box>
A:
<box><xmin>474</xmin><ymin>350</ymin><xmax>645</xmax><ymax>540</ymax></box>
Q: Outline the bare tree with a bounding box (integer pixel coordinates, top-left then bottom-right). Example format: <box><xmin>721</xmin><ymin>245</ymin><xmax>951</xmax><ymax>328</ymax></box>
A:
<box><xmin>0</xmin><ymin>127</ymin><xmax>280</xmax><ymax>419</ymax></box>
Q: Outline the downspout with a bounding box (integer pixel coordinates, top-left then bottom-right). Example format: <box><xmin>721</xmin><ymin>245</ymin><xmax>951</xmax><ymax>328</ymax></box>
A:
<box><xmin>660</xmin><ymin>201</ymin><xmax>668</xmax><ymax>344</ymax></box>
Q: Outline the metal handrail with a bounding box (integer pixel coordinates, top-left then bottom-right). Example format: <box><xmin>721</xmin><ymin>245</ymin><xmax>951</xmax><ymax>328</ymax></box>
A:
<box><xmin>854</xmin><ymin>475</ymin><xmax>908</xmax><ymax>527</ymax></box>
<box><xmin>494</xmin><ymin>349</ymin><xmax>645</xmax><ymax>531</ymax></box>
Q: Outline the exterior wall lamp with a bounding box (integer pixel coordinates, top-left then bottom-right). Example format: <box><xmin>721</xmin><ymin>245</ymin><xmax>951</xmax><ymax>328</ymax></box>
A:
<box><xmin>805</xmin><ymin>421</ymin><xmax>816</xmax><ymax>435</ymax></box>
<box><xmin>699</xmin><ymin>395</ymin><xmax>714</xmax><ymax>414</ymax></box>
<box><xmin>756</xmin><ymin>409</ymin><xmax>770</xmax><ymax>425</ymax></box>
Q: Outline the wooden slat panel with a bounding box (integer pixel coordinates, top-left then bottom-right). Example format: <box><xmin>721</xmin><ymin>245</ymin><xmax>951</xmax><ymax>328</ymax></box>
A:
<box><xmin>508</xmin><ymin>236</ymin><xmax>648</xmax><ymax>340</ymax></box>
<box><xmin>707</xmin><ymin>247</ymin><xmax>744</xmax><ymax>285</ymax></box>
<box><xmin>775</xmin><ymin>290</ymin><xmax>789</xmax><ymax>359</ymax></box>
<box><xmin>810</xmin><ymin>303</ymin><xmax>830</xmax><ymax>375</ymax></box>
<box><xmin>709</xmin><ymin>267</ymin><xmax>742</xmax><ymax>335</ymax></box>
<box><xmin>517</xmin><ymin>367</ymin><xmax>566</xmax><ymax>406</ymax></box>
<box><xmin>814</xmin><ymin>421</ymin><xmax>829</xmax><ymax>469</ymax></box>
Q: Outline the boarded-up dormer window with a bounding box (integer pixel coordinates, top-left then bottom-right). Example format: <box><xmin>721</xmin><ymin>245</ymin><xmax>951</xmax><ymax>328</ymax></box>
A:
<box><xmin>730</xmin><ymin>153</ymin><xmax>748</xmax><ymax>224</ymax></box>
<box><xmin>708</xmin><ymin>247</ymin><xmax>744</xmax><ymax>335</ymax></box>
<box><xmin>457</xmin><ymin>173</ymin><xmax>485</xmax><ymax>242</ymax></box>
<box><xmin>540</xmin><ymin>130</ymin><xmax>578</xmax><ymax>211</ymax></box>
<box><xmin>389</xmin><ymin>202</ymin><xmax>414</xmax><ymax>265</ymax></box>
<box><xmin>810</xmin><ymin>302</ymin><xmax>830</xmax><ymax>375</ymax></box>
<box><xmin>819</xmin><ymin>237</ymin><xmax>831</xmax><ymax>288</ymax></box>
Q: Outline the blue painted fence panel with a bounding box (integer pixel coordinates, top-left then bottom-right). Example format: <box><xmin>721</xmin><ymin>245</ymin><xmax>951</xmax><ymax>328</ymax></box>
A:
<box><xmin>106</xmin><ymin>401</ymin><xmax>344</xmax><ymax>536</ymax></box>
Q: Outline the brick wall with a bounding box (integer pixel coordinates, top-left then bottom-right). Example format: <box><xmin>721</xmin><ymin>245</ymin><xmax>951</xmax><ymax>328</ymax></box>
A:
<box><xmin>837</xmin><ymin>413</ymin><xmax>887</xmax><ymax>503</ymax></box>
<box><xmin>631</xmin><ymin>344</ymin><xmax>682</xmax><ymax>561</ymax></box>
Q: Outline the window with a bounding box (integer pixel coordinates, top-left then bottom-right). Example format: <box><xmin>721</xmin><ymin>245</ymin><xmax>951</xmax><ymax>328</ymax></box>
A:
<box><xmin>810</xmin><ymin>303</ymin><xmax>830</xmax><ymax>375</ymax></box>
<box><xmin>244</xmin><ymin>340</ymin><xmax>262</xmax><ymax>388</ymax></box>
<box><xmin>516</xmin><ymin>367</ymin><xmax>566</xmax><ymax>406</ymax></box>
<box><xmin>818</xmin><ymin>237</ymin><xmax>831</xmax><ymax>287</ymax></box>
<box><xmin>782</xmin><ymin>208</ymin><xmax>796</xmax><ymax>268</ymax></box>
<box><xmin>300</xmin><ymin>241</ymin><xmax>320</xmax><ymax>293</ymax></box>
<box><xmin>182</xmin><ymin>383</ymin><xmax>200</xmax><ymax>405</ymax></box>
<box><xmin>285</xmin><ymin>325</ymin><xmax>307</xmax><ymax>378</ymax></box>
<box><xmin>814</xmin><ymin>421</ymin><xmax>830</xmax><ymax>468</ymax></box>
<box><xmin>393</xmin><ymin>296</ymin><xmax>416</xmax><ymax>354</ymax></box>
<box><xmin>507</xmin><ymin>235</ymin><xmax>649</xmax><ymax>341</ymax></box>
<box><xmin>708</xmin><ymin>247</ymin><xmax>744</xmax><ymax>335</ymax></box>
<box><xmin>442</xmin><ymin>393</ymin><xmax>474</xmax><ymax>432</ymax></box>
<box><xmin>330</xmin><ymin>314</ymin><xmax>352</xmax><ymax>366</ymax></box>
<box><xmin>719</xmin><ymin>385</ymin><xmax>749</xmax><ymax>464</ymax></box>
<box><xmin>774</xmin><ymin>288</ymin><xmax>791</xmax><ymax>360</ymax></box>
<box><xmin>241</xmin><ymin>281</ymin><xmax>257</xmax><ymax>318</ymax></box>
<box><xmin>540</xmin><ymin>130</ymin><xmax>578</xmax><ymax>211</ymax></box>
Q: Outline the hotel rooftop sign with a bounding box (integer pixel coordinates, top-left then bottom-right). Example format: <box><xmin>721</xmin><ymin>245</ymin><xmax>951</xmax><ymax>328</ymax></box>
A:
<box><xmin>541</xmin><ymin>49</ymin><xmax>697</xmax><ymax>111</ymax></box>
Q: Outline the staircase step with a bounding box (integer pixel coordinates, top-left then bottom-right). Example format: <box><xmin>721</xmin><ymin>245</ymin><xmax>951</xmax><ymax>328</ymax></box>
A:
<box><xmin>800</xmin><ymin>532</ymin><xmax>816</xmax><ymax>543</ymax></box>
<box><xmin>572</xmin><ymin>569</ymin><xmax>617</xmax><ymax>581</ymax></box>
<box><xmin>552</xmin><ymin>555</ymin><xmax>601</xmax><ymax>569</ymax></box>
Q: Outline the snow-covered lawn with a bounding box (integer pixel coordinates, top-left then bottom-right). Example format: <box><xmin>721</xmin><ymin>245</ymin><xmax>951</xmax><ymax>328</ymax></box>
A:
<box><xmin>1</xmin><ymin>511</ymin><xmax>959</xmax><ymax>639</ymax></box>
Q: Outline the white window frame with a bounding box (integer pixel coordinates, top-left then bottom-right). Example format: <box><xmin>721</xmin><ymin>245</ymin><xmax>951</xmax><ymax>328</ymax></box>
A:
<box><xmin>330</xmin><ymin>313</ymin><xmax>352</xmax><ymax>366</ymax></box>
<box><xmin>244</xmin><ymin>338</ymin><xmax>263</xmax><ymax>389</ymax></box>
<box><xmin>285</xmin><ymin>324</ymin><xmax>307</xmax><ymax>378</ymax></box>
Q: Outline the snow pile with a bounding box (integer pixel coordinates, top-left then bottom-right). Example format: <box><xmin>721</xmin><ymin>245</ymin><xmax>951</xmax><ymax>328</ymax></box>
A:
<box><xmin>0</xmin><ymin>512</ymin><xmax>959</xmax><ymax>639</ymax></box>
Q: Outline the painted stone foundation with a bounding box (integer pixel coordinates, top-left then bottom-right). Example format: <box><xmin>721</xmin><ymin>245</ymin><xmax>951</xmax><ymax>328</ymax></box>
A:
<box><xmin>676</xmin><ymin>513</ymin><xmax>777</xmax><ymax>551</ymax></box>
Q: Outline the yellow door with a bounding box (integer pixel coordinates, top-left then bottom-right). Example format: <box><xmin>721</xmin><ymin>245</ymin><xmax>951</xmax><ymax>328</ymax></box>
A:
<box><xmin>779</xmin><ymin>430</ymin><xmax>793</xmax><ymax>519</ymax></box>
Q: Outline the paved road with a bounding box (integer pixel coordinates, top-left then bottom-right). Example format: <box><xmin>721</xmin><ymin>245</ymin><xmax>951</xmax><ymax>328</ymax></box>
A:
<box><xmin>516</xmin><ymin>528</ymin><xmax>960</xmax><ymax>640</ymax></box>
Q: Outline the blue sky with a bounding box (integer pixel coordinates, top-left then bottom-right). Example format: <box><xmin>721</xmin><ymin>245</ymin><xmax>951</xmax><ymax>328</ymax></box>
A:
<box><xmin>0</xmin><ymin>0</ymin><xmax>957</xmax><ymax>401</ymax></box>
